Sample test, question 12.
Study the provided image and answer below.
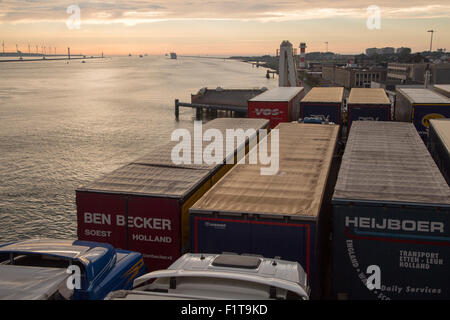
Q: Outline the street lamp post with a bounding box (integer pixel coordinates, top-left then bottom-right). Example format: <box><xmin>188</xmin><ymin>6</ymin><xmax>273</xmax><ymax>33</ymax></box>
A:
<box><xmin>427</xmin><ymin>30</ymin><xmax>435</xmax><ymax>52</ymax></box>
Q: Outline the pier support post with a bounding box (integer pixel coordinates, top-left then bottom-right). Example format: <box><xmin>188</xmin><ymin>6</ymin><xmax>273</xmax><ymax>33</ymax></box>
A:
<box><xmin>175</xmin><ymin>99</ymin><xmax>179</xmax><ymax>120</ymax></box>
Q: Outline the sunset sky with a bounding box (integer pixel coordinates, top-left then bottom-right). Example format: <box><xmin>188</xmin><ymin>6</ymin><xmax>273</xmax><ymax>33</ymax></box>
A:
<box><xmin>0</xmin><ymin>0</ymin><xmax>449</xmax><ymax>56</ymax></box>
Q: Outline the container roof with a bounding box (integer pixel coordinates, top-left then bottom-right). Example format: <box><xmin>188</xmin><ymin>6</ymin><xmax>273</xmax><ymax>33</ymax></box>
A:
<box><xmin>301</xmin><ymin>87</ymin><xmax>344</xmax><ymax>103</ymax></box>
<box><xmin>333</xmin><ymin>121</ymin><xmax>450</xmax><ymax>205</ymax></box>
<box><xmin>79</xmin><ymin>118</ymin><xmax>269</xmax><ymax>198</ymax></box>
<box><xmin>348</xmin><ymin>88</ymin><xmax>390</xmax><ymax>105</ymax></box>
<box><xmin>397</xmin><ymin>88</ymin><xmax>450</xmax><ymax>104</ymax></box>
<box><xmin>430</xmin><ymin>119</ymin><xmax>450</xmax><ymax>155</ymax></box>
<box><xmin>190</xmin><ymin>123</ymin><xmax>340</xmax><ymax>219</ymax></box>
<box><xmin>249</xmin><ymin>87</ymin><xmax>304</xmax><ymax>102</ymax></box>
<box><xmin>434</xmin><ymin>84</ymin><xmax>450</xmax><ymax>93</ymax></box>
<box><xmin>134</xmin><ymin>118</ymin><xmax>269</xmax><ymax>170</ymax></box>
<box><xmin>79</xmin><ymin>163</ymin><xmax>211</xmax><ymax>198</ymax></box>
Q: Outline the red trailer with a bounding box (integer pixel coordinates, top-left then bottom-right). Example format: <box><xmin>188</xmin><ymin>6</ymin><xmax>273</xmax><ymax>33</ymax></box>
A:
<box><xmin>248</xmin><ymin>87</ymin><xmax>305</xmax><ymax>128</ymax></box>
<box><xmin>76</xmin><ymin>118</ymin><xmax>269</xmax><ymax>272</ymax></box>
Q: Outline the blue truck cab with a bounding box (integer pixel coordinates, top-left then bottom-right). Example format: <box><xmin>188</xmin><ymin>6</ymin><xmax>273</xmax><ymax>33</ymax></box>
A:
<box><xmin>0</xmin><ymin>239</ymin><xmax>146</xmax><ymax>300</ymax></box>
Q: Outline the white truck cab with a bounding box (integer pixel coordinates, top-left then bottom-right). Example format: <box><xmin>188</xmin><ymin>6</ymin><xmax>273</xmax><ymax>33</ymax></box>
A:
<box><xmin>106</xmin><ymin>253</ymin><xmax>310</xmax><ymax>300</ymax></box>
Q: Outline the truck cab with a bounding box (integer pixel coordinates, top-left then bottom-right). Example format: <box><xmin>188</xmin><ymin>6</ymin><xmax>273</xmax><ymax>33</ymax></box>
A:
<box><xmin>106</xmin><ymin>253</ymin><xmax>310</xmax><ymax>300</ymax></box>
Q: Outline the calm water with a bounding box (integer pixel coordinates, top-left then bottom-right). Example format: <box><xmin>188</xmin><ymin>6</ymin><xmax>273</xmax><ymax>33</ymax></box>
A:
<box><xmin>0</xmin><ymin>56</ymin><xmax>276</xmax><ymax>243</ymax></box>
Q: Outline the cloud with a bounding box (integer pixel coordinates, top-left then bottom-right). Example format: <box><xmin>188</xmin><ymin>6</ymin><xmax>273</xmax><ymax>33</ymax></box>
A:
<box><xmin>0</xmin><ymin>0</ymin><xmax>449</xmax><ymax>25</ymax></box>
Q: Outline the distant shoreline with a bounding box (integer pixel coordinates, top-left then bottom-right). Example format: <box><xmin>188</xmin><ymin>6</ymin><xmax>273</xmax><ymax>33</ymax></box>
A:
<box><xmin>0</xmin><ymin>56</ymin><xmax>104</xmax><ymax>63</ymax></box>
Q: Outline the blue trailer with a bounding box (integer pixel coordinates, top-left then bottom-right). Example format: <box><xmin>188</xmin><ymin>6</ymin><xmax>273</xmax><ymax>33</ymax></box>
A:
<box><xmin>332</xmin><ymin>121</ymin><xmax>450</xmax><ymax>300</ymax></box>
<box><xmin>347</xmin><ymin>88</ymin><xmax>391</xmax><ymax>131</ymax></box>
<box><xmin>0</xmin><ymin>239</ymin><xmax>146</xmax><ymax>300</ymax></box>
<box><xmin>395</xmin><ymin>88</ymin><xmax>450</xmax><ymax>141</ymax></box>
<box><xmin>300</xmin><ymin>87</ymin><xmax>344</xmax><ymax>124</ymax></box>
<box><xmin>190</xmin><ymin>123</ymin><xmax>340</xmax><ymax>299</ymax></box>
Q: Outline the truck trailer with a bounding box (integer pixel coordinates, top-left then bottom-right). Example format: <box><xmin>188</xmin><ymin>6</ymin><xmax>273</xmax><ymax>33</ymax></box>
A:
<box><xmin>332</xmin><ymin>121</ymin><xmax>450</xmax><ymax>300</ymax></box>
<box><xmin>248</xmin><ymin>87</ymin><xmax>304</xmax><ymax>128</ymax></box>
<box><xmin>347</xmin><ymin>88</ymin><xmax>391</xmax><ymax>131</ymax></box>
<box><xmin>189</xmin><ymin>122</ymin><xmax>340</xmax><ymax>298</ymax></box>
<box><xmin>300</xmin><ymin>87</ymin><xmax>344</xmax><ymax>125</ymax></box>
<box><xmin>76</xmin><ymin>118</ymin><xmax>269</xmax><ymax>272</ymax></box>
<box><xmin>428</xmin><ymin>119</ymin><xmax>450</xmax><ymax>186</ymax></box>
<box><xmin>395</xmin><ymin>88</ymin><xmax>450</xmax><ymax>141</ymax></box>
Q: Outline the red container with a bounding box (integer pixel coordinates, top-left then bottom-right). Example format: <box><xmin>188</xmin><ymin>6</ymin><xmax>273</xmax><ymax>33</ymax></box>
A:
<box><xmin>76</xmin><ymin>118</ymin><xmax>269</xmax><ymax>272</ymax></box>
<box><xmin>248</xmin><ymin>87</ymin><xmax>304</xmax><ymax>128</ymax></box>
<box><xmin>77</xmin><ymin>164</ymin><xmax>211</xmax><ymax>271</ymax></box>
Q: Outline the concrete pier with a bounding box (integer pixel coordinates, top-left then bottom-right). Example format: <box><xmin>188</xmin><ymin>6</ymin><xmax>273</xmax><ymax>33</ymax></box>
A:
<box><xmin>175</xmin><ymin>100</ymin><xmax>247</xmax><ymax>120</ymax></box>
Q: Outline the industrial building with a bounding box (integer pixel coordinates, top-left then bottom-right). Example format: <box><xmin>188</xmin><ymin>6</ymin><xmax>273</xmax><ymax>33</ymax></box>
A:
<box><xmin>365</xmin><ymin>47</ymin><xmax>396</xmax><ymax>56</ymax></box>
<box><xmin>387</xmin><ymin>63</ymin><xmax>450</xmax><ymax>85</ymax></box>
<box><xmin>322</xmin><ymin>66</ymin><xmax>386</xmax><ymax>89</ymax></box>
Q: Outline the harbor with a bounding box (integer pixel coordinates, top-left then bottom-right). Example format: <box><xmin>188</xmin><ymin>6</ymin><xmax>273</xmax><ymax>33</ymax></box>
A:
<box><xmin>1</xmin><ymin>0</ymin><xmax>450</xmax><ymax>304</ymax></box>
<box><xmin>0</xmin><ymin>55</ymin><xmax>276</xmax><ymax>243</ymax></box>
<box><xmin>2</xmin><ymin>51</ymin><xmax>450</xmax><ymax>301</ymax></box>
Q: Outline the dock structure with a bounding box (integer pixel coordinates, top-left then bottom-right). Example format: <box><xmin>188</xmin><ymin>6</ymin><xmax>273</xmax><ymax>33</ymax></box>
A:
<box><xmin>175</xmin><ymin>87</ymin><xmax>268</xmax><ymax>120</ymax></box>
<box><xmin>266</xmin><ymin>69</ymin><xmax>277</xmax><ymax>78</ymax></box>
<box><xmin>174</xmin><ymin>99</ymin><xmax>248</xmax><ymax>120</ymax></box>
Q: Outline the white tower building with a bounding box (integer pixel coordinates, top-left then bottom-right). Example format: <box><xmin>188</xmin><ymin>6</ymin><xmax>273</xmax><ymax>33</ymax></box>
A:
<box><xmin>278</xmin><ymin>41</ymin><xmax>298</xmax><ymax>87</ymax></box>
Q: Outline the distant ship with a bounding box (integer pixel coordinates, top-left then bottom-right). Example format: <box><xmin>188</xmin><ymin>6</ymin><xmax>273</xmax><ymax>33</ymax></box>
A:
<box><xmin>128</xmin><ymin>53</ymin><xmax>132</xmax><ymax>57</ymax></box>
<box><xmin>139</xmin><ymin>54</ymin><xmax>143</xmax><ymax>58</ymax></box>
<box><xmin>170</xmin><ymin>52</ymin><xmax>177</xmax><ymax>59</ymax></box>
